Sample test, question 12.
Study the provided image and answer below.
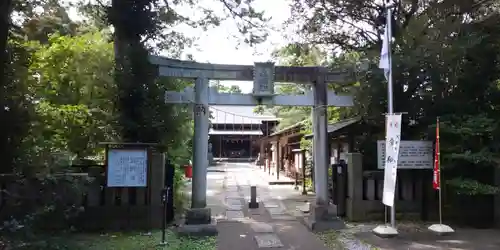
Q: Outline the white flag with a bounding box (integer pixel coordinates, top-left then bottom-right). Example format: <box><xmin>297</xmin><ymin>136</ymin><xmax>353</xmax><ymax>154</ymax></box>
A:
<box><xmin>379</xmin><ymin>8</ymin><xmax>392</xmax><ymax>81</ymax></box>
<box><xmin>382</xmin><ymin>113</ymin><xmax>402</xmax><ymax>207</ymax></box>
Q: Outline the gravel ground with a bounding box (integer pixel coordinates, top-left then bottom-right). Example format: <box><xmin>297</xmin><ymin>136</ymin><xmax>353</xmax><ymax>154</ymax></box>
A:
<box><xmin>317</xmin><ymin>221</ymin><xmax>433</xmax><ymax>250</ymax></box>
<box><xmin>317</xmin><ymin>223</ymin><xmax>378</xmax><ymax>250</ymax></box>
<box><xmin>265</xmin><ymin>186</ymin><xmax>379</xmax><ymax>249</ymax></box>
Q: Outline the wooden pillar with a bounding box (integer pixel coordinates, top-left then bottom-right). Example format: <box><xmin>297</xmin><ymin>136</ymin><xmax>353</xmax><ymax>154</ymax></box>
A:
<box><xmin>276</xmin><ymin>140</ymin><xmax>280</xmax><ymax>179</ymax></box>
<box><xmin>348</xmin><ymin>132</ymin><xmax>355</xmax><ymax>152</ymax></box>
<box><xmin>259</xmin><ymin>139</ymin><xmax>265</xmax><ymax>166</ymax></box>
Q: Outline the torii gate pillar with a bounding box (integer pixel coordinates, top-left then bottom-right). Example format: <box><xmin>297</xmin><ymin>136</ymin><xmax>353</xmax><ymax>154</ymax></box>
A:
<box><xmin>192</xmin><ymin>77</ymin><xmax>209</xmax><ymax>209</ymax></box>
<box><xmin>313</xmin><ymin>73</ymin><xmax>329</xmax><ymax>205</ymax></box>
<box><xmin>306</xmin><ymin>71</ymin><xmax>346</xmax><ymax>231</ymax></box>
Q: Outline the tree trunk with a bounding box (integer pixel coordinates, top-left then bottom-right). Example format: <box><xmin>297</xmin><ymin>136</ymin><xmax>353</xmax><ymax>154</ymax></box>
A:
<box><xmin>0</xmin><ymin>0</ymin><xmax>12</xmax><ymax>80</ymax></box>
<box><xmin>111</xmin><ymin>0</ymin><xmax>140</xmax><ymax>141</ymax></box>
<box><xmin>0</xmin><ymin>0</ymin><xmax>13</xmax><ymax>172</ymax></box>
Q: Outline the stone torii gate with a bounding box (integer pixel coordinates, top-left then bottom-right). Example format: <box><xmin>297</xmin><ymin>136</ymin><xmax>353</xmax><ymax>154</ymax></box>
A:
<box><xmin>149</xmin><ymin>55</ymin><xmax>359</xmax><ymax>233</ymax></box>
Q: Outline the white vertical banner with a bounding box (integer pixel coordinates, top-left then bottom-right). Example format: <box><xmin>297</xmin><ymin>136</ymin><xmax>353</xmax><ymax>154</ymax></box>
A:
<box><xmin>382</xmin><ymin>113</ymin><xmax>402</xmax><ymax>207</ymax></box>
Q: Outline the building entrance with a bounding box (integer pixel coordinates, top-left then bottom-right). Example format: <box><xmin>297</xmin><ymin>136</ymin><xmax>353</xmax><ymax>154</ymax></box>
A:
<box><xmin>208</xmin><ymin>105</ymin><xmax>278</xmax><ymax>160</ymax></box>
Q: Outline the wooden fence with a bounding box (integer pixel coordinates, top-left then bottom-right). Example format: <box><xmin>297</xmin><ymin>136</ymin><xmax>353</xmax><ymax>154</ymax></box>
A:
<box><xmin>0</xmin><ymin>154</ymin><xmax>165</xmax><ymax>231</ymax></box>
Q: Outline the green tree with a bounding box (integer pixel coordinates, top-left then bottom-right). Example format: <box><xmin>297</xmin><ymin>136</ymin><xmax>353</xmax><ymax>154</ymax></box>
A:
<box><xmin>228</xmin><ymin>85</ymin><xmax>242</xmax><ymax>93</ymax></box>
<box><xmin>20</xmin><ymin>0</ymin><xmax>79</xmax><ymax>43</ymax></box>
<box><xmin>213</xmin><ymin>81</ymin><xmax>243</xmax><ymax>93</ymax></box>
<box><xmin>0</xmin><ymin>0</ymin><xmax>34</xmax><ymax>172</ymax></box>
<box><xmin>287</xmin><ymin>0</ymin><xmax>500</xmax><ymax>195</ymax></box>
<box><xmin>106</xmin><ymin>0</ymin><xmax>270</xmax><ymax>151</ymax></box>
<box><xmin>258</xmin><ymin>44</ymin><xmax>349</xmax><ymax>133</ymax></box>
<box><xmin>25</xmin><ymin>32</ymin><xmax>116</xmax><ymax>160</ymax></box>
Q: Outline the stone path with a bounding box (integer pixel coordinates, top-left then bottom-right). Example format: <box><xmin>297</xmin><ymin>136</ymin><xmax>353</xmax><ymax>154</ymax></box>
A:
<box><xmin>215</xmin><ymin>162</ymin><xmax>330</xmax><ymax>250</ymax></box>
<box><xmin>209</xmin><ymin>163</ymin><xmax>500</xmax><ymax>250</ymax></box>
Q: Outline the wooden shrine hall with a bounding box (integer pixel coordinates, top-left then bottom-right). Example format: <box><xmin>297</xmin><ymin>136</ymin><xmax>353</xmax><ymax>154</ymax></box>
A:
<box><xmin>209</xmin><ymin>105</ymin><xmax>278</xmax><ymax>160</ymax></box>
<box><xmin>257</xmin><ymin>121</ymin><xmax>306</xmax><ymax>179</ymax></box>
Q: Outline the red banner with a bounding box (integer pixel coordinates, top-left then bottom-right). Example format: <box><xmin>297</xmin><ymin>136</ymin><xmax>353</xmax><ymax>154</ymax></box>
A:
<box><xmin>433</xmin><ymin>118</ymin><xmax>440</xmax><ymax>190</ymax></box>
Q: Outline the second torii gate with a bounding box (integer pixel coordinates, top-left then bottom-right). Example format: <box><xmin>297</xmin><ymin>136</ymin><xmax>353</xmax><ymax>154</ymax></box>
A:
<box><xmin>149</xmin><ymin>55</ymin><xmax>361</xmax><ymax>233</ymax></box>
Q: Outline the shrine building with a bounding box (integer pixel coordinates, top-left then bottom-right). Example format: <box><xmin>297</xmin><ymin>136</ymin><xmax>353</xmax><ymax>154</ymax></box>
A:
<box><xmin>209</xmin><ymin>105</ymin><xmax>278</xmax><ymax>160</ymax></box>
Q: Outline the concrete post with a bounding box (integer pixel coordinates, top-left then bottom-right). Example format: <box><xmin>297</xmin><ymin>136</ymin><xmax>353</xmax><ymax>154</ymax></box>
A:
<box><xmin>346</xmin><ymin>153</ymin><xmax>364</xmax><ymax>221</ymax></box>
<box><xmin>192</xmin><ymin>77</ymin><xmax>209</xmax><ymax>209</ymax></box>
<box><xmin>313</xmin><ymin>78</ymin><xmax>329</xmax><ymax>205</ymax></box>
<box><xmin>249</xmin><ymin>186</ymin><xmax>259</xmax><ymax>208</ymax></box>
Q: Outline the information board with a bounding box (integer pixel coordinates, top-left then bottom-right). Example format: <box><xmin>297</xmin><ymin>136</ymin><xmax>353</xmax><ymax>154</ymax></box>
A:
<box><xmin>107</xmin><ymin>148</ymin><xmax>148</xmax><ymax>187</ymax></box>
<box><xmin>377</xmin><ymin>140</ymin><xmax>433</xmax><ymax>169</ymax></box>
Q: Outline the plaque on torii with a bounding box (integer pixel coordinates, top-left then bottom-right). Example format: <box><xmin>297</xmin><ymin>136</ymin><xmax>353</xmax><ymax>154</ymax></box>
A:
<box><xmin>253</xmin><ymin>62</ymin><xmax>275</xmax><ymax>98</ymax></box>
<box><xmin>148</xmin><ymin>55</ymin><xmax>355</xmax><ymax>107</ymax></box>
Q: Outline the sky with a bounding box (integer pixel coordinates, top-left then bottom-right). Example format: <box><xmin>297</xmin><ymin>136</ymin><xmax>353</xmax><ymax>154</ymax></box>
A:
<box><xmin>66</xmin><ymin>0</ymin><xmax>294</xmax><ymax>93</ymax></box>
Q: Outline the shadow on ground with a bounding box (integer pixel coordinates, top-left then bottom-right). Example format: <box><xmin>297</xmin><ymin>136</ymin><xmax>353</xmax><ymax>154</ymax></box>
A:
<box><xmin>217</xmin><ymin>201</ymin><xmax>331</xmax><ymax>250</ymax></box>
<box><xmin>207</xmin><ymin>169</ymin><xmax>226</xmax><ymax>173</ymax></box>
<box><xmin>356</xmin><ymin>225</ymin><xmax>500</xmax><ymax>250</ymax></box>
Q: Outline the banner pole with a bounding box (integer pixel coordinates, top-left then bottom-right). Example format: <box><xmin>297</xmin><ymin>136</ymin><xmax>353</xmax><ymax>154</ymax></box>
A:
<box><xmin>438</xmin><ymin>182</ymin><xmax>443</xmax><ymax>225</ymax></box>
<box><xmin>373</xmin><ymin>4</ymin><xmax>399</xmax><ymax>238</ymax></box>
<box><xmin>437</xmin><ymin>117</ymin><xmax>443</xmax><ymax>225</ymax></box>
<box><xmin>428</xmin><ymin>116</ymin><xmax>454</xmax><ymax>235</ymax></box>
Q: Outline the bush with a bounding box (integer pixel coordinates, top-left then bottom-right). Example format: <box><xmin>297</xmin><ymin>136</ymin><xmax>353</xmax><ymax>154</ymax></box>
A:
<box><xmin>173</xmin><ymin>164</ymin><xmax>188</xmax><ymax>214</ymax></box>
<box><xmin>0</xmin><ymin>170</ymin><xmax>91</xmax><ymax>248</ymax></box>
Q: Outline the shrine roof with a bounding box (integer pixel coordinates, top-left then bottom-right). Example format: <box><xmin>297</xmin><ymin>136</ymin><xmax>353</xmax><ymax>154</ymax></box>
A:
<box><xmin>269</xmin><ymin>120</ymin><xmax>308</xmax><ymax>137</ymax></box>
<box><xmin>209</xmin><ymin>105</ymin><xmax>278</xmax><ymax>124</ymax></box>
<box><xmin>304</xmin><ymin>117</ymin><xmax>362</xmax><ymax>139</ymax></box>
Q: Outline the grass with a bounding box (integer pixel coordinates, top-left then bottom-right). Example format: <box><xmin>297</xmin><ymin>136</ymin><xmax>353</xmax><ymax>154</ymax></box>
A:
<box><xmin>316</xmin><ymin>230</ymin><xmax>380</xmax><ymax>250</ymax></box>
<box><xmin>13</xmin><ymin>230</ymin><xmax>216</xmax><ymax>250</ymax></box>
<box><xmin>316</xmin><ymin>230</ymin><xmax>344</xmax><ymax>249</ymax></box>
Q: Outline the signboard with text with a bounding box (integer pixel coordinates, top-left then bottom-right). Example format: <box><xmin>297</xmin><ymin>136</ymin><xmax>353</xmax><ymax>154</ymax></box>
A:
<box><xmin>377</xmin><ymin>140</ymin><xmax>433</xmax><ymax>169</ymax></box>
<box><xmin>107</xmin><ymin>148</ymin><xmax>148</xmax><ymax>187</ymax></box>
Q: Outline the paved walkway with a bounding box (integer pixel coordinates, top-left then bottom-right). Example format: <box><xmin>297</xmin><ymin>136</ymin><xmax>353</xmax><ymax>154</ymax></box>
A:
<box><xmin>253</xmin><ymin>165</ymin><xmax>298</xmax><ymax>185</ymax></box>
<box><xmin>210</xmin><ymin>162</ymin><xmax>329</xmax><ymax>250</ymax></box>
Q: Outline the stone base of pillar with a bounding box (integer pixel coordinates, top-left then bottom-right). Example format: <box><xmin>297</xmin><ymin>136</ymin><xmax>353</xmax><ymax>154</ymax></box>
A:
<box><xmin>303</xmin><ymin>203</ymin><xmax>345</xmax><ymax>232</ymax></box>
<box><xmin>176</xmin><ymin>208</ymin><xmax>218</xmax><ymax>236</ymax></box>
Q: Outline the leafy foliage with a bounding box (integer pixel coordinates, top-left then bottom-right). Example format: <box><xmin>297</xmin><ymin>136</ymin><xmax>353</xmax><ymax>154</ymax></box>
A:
<box><xmin>260</xmin><ymin>44</ymin><xmax>354</xmax><ymax>150</ymax></box>
<box><xmin>214</xmin><ymin>82</ymin><xmax>243</xmax><ymax>93</ymax></box>
<box><xmin>20</xmin><ymin>31</ymin><xmax>116</xmax><ymax>165</ymax></box>
<box><xmin>286</xmin><ymin>0</ymin><xmax>500</xmax><ymax>195</ymax></box>
<box><xmin>0</xmin><ymin>1</ymin><xmax>274</xmax><ymax>246</ymax></box>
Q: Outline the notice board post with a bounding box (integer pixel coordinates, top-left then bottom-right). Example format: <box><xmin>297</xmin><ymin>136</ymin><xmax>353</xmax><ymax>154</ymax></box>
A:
<box><xmin>101</xmin><ymin>142</ymin><xmax>162</xmax><ymax>231</ymax></box>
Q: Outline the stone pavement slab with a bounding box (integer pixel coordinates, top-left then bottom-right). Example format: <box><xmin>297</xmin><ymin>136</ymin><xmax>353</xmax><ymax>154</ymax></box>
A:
<box><xmin>254</xmin><ymin>234</ymin><xmax>284</xmax><ymax>248</ymax></box>
<box><xmin>269</xmin><ymin>214</ymin><xmax>296</xmax><ymax>221</ymax></box>
<box><xmin>250</xmin><ymin>222</ymin><xmax>274</xmax><ymax>233</ymax></box>
<box><xmin>214</xmin><ymin>162</ymin><xmax>331</xmax><ymax>250</ymax></box>
<box><xmin>255</xmin><ymin>168</ymin><xmax>296</xmax><ymax>185</ymax></box>
<box><xmin>225</xmin><ymin>210</ymin><xmax>244</xmax><ymax>221</ymax></box>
